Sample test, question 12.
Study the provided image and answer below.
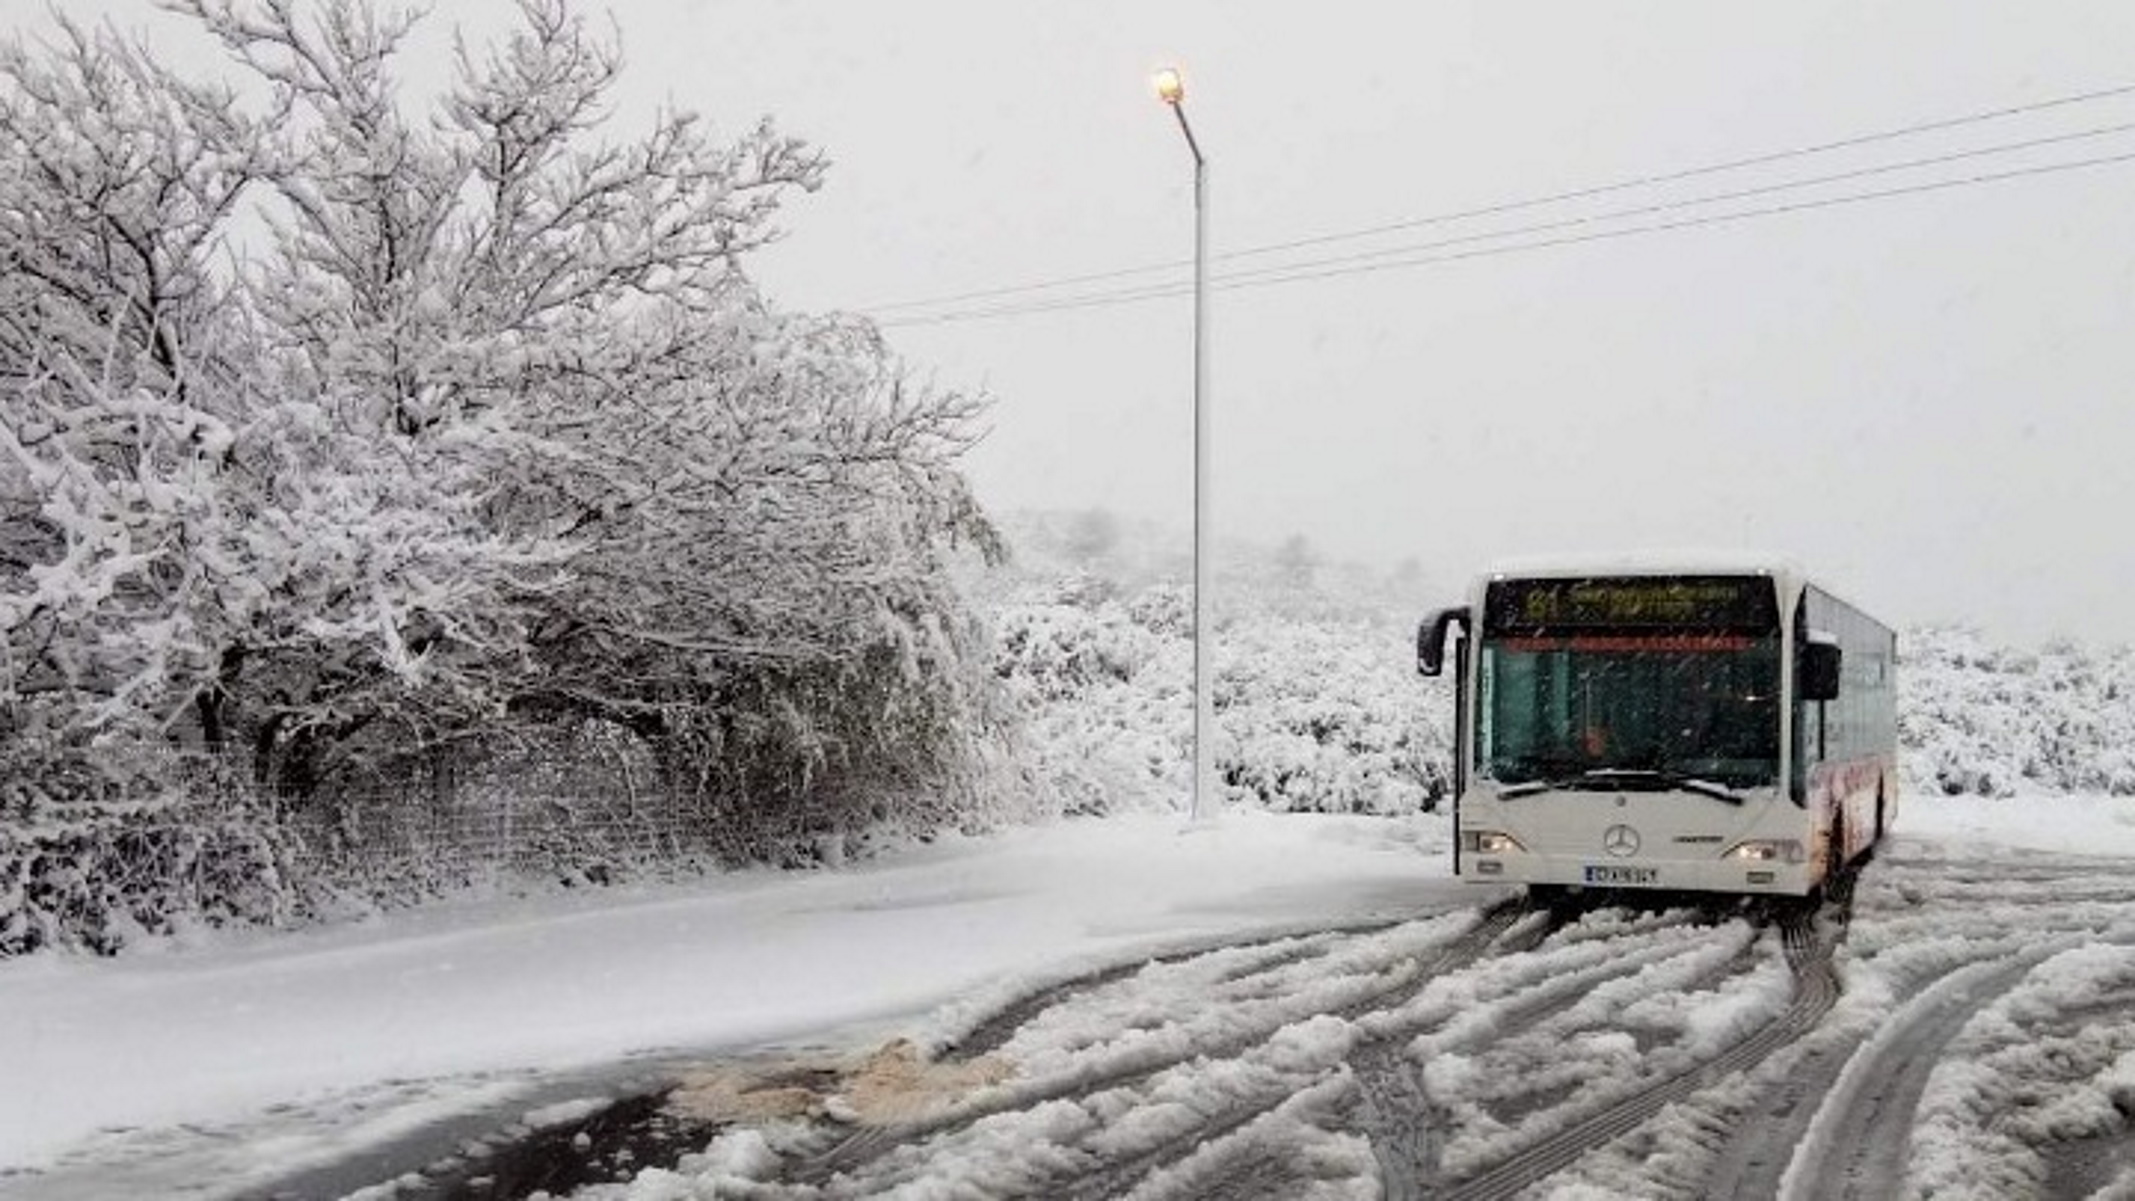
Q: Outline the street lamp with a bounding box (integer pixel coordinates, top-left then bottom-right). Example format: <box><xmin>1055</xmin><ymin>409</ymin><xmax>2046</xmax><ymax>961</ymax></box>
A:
<box><xmin>1153</xmin><ymin>65</ymin><xmax>1213</xmax><ymax>822</ymax></box>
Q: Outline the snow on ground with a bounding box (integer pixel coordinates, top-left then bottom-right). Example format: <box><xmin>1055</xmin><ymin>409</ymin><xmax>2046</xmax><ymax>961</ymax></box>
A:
<box><xmin>7</xmin><ymin>792</ymin><xmax>2135</xmax><ymax>1200</ymax></box>
<box><xmin>0</xmin><ymin>810</ymin><xmax>1458</xmax><ymax>1196</ymax></box>
<box><xmin>1891</xmin><ymin>790</ymin><xmax>2135</xmax><ymax>857</ymax></box>
<box><xmin>1904</xmin><ymin>941</ymin><xmax>2135</xmax><ymax>1200</ymax></box>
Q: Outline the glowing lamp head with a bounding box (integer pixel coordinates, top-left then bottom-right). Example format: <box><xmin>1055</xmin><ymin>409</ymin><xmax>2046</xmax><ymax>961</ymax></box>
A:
<box><xmin>1153</xmin><ymin>67</ymin><xmax>1186</xmax><ymax>105</ymax></box>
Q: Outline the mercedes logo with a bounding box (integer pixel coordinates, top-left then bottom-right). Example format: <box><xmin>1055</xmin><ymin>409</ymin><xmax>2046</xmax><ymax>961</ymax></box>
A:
<box><xmin>1603</xmin><ymin>824</ymin><xmax>1641</xmax><ymax>858</ymax></box>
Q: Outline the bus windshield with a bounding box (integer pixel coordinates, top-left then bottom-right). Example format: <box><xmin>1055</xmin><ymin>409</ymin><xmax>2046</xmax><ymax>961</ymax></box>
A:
<box><xmin>1476</xmin><ymin>634</ymin><xmax>1782</xmax><ymax>790</ymax></box>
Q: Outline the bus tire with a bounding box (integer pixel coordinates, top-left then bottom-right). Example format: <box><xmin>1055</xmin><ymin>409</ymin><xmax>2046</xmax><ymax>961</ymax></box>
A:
<box><xmin>1828</xmin><ymin>811</ymin><xmax>1849</xmax><ymax>884</ymax></box>
<box><xmin>1529</xmin><ymin>883</ymin><xmax>1574</xmax><ymax>914</ymax></box>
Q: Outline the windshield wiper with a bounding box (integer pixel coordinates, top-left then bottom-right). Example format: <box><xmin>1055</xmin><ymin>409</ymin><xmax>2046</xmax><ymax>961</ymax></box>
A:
<box><xmin>1496</xmin><ymin>769</ymin><xmax>1745</xmax><ymax>805</ymax></box>
<box><xmin>1587</xmin><ymin>769</ymin><xmax>1746</xmax><ymax>804</ymax></box>
<box><xmin>1495</xmin><ymin>773</ymin><xmax>1610</xmax><ymax>799</ymax></box>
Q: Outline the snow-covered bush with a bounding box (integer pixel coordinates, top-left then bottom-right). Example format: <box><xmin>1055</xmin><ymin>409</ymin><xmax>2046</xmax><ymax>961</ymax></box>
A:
<box><xmin>988</xmin><ymin>584</ymin><xmax>1186</xmax><ymax>816</ymax></box>
<box><xmin>992</xmin><ymin>586</ymin><xmax>1166</xmax><ymax>702</ymax></box>
<box><xmin>0</xmin><ymin>763</ymin><xmax>296</xmax><ymax>956</ymax></box>
<box><xmin>1900</xmin><ymin>626</ymin><xmax>2135</xmax><ymax>797</ymax></box>
<box><xmin>1218</xmin><ymin>614</ymin><xmax>1451</xmax><ymax>814</ymax></box>
<box><xmin>988</xmin><ymin>567</ymin><xmax>1452</xmax><ymax>817</ymax></box>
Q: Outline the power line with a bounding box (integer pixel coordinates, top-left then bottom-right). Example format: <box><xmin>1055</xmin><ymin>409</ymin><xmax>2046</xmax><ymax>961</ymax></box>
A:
<box><xmin>1231</xmin><ymin>149</ymin><xmax>2135</xmax><ymax>291</ymax></box>
<box><xmin>859</xmin><ymin>79</ymin><xmax>2135</xmax><ymax>318</ymax></box>
<box><xmin>879</xmin><ymin>149</ymin><xmax>2135</xmax><ymax>327</ymax></box>
<box><xmin>879</xmin><ymin>145</ymin><xmax>2135</xmax><ymax>325</ymax></box>
<box><xmin>1213</xmin><ymin>82</ymin><xmax>2135</xmax><ymax>264</ymax></box>
<box><xmin>1204</xmin><ymin>120</ymin><xmax>2135</xmax><ymax>290</ymax></box>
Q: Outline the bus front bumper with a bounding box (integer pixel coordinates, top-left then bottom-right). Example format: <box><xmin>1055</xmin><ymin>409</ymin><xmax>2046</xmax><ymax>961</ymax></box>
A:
<box><xmin>1463</xmin><ymin>853</ymin><xmax>1818</xmax><ymax>897</ymax></box>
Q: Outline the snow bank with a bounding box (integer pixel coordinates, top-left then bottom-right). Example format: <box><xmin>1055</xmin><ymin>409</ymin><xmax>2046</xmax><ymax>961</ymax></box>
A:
<box><xmin>0</xmin><ymin>810</ymin><xmax>1461</xmax><ymax>1181</ymax></box>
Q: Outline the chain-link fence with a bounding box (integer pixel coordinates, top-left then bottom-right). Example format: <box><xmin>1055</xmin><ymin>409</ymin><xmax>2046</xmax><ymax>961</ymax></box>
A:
<box><xmin>1</xmin><ymin>732</ymin><xmax>738</xmax><ymax>954</ymax></box>
<box><xmin>278</xmin><ymin>774</ymin><xmax>713</xmax><ymax>889</ymax></box>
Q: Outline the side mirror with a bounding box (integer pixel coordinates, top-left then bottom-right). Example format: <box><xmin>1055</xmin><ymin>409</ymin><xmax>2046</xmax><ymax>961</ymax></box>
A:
<box><xmin>1417</xmin><ymin>607</ymin><xmax>1470</xmax><ymax>677</ymax></box>
<box><xmin>1801</xmin><ymin>636</ymin><xmax>1842</xmax><ymax>702</ymax></box>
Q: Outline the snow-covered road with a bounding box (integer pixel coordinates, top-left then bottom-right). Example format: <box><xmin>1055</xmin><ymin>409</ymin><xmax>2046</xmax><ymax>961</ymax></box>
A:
<box><xmin>563</xmin><ymin>834</ymin><xmax>2135</xmax><ymax>1201</ymax></box>
<box><xmin>7</xmin><ymin>797</ymin><xmax>2135</xmax><ymax>1199</ymax></box>
<box><xmin>0</xmin><ymin>812</ymin><xmax>1468</xmax><ymax>1198</ymax></box>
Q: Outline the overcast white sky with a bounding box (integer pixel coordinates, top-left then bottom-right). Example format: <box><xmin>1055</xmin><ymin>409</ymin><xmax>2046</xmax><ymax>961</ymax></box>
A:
<box><xmin>18</xmin><ymin>2</ymin><xmax>2135</xmax><ymax>644</ymax></box>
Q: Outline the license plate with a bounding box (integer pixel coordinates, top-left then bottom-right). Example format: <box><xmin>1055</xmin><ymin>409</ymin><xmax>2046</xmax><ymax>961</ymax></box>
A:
<box><xmin>1584</xmin><ymin>865</ymin><xmax>1660</xmax><ymax>886</ymax></box>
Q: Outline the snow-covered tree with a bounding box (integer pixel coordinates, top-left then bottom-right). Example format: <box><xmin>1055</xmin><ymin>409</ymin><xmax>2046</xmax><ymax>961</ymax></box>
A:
<box><xmin>0</xmin><ymin>6</ymin><xmax>566</xmax><ymax>799</ymax></box>
<box><xmin>3</xmin><ymin>0</ymin><xmax>1000</xmax><ymax>862</ymax></box>
<box><xmin>0</xmin><ymin>12</ymin><xmax>264</xmax><ymax>785</ymax></box>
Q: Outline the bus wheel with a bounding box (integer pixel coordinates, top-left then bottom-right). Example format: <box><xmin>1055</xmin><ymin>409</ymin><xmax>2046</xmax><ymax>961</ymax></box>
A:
<box><xmin>1828</xmin><ymin>812</ymin><xmax>1848</xmax><ymax>883</ymax></box>
<box><xmin>1529</xmin><ymin>884</ymin><xmax>1579</xmax><ymax>918</ymax></box>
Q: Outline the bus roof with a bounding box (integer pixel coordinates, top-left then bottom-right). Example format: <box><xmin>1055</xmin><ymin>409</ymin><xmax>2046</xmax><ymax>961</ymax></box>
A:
<box><xmin>1481</xmin><ymin>550</ymin><xmax>1806</xmax><ymax>582</ymax></box>
<box><xmin>1471</xmin><ymin>554</ymin><xmax>1889</xmax><ymax>636</ymax></box>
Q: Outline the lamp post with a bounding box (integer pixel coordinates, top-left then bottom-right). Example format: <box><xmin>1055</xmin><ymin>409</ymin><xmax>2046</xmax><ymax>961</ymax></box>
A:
<box><xmin>1154</xmin><ymin>66</ymin><xmax>1213</xmax><ymax>822</ymax></box>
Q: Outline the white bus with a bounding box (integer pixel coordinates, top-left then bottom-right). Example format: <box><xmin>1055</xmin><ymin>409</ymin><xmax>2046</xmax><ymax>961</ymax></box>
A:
<box><xmin>1416</xmin><ymin>560</ymin><xmax>1896</xmax><ymax>901</ymax></box>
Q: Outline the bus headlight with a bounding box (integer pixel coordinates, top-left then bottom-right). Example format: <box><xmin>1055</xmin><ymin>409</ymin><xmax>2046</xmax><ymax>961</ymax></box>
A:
<box><xmin>1724</xmin><ymin>839</ymin><xmax>1805</xmax><ymax>864</ymax></box>
<box><xmin>1462</xmin><ymin>829</ymin><xmax>1527</xmax><ymax>854</ymax></box>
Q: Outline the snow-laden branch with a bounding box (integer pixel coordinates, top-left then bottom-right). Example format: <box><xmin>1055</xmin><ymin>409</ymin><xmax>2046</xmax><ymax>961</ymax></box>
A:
<box><xmin>3</xmin><ymin>0</ymin><xmax>1000</xmax><ymax>841</ymax></box>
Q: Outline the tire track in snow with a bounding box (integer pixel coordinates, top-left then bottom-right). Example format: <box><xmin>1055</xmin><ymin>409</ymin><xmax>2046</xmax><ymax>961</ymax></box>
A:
<box><xmin>946</xmin><ymin>916</ymin><xmax>1404</xmax><ymax>1062</ymax></box>
<box><xmin>2041</xmin><ymin>990</ymin><xmax>2135</xmax><ymax>1201</ymax></box>
<box><xmin>1077</xmin><ymin>903</ymin><xmax>1752</xmax><ymax>1201</ymax></box>
<box><xmin>1056</xmin><ymin>899</ymin><xmax>1550</xmax><ymax>1201</ymax></box>
<box><xmin>782</xmin><ymin>900</ymin><xmax>1527</xmax><ymax>1192</ymax></box>
<box><xmin>1357</xmin><ymin>909</ymin><xmax>1757</xmax><ymax>1201</ymax></box>
<box><xmin>1040</xmin><ymin>902</ymin><xmax>1767</xmax><ymax>1201</ymax></box>
<box><xmin>1045</xmin><ymin>898</ymin><xmax>1536</xmax><ymax>1201</ymax></box>
<box><xmin>1695</xmin><ymin>946</ymin><xmax>2027</xmax><ymax>1201</ymax></box>
<box><xmin>1556</xmin><ymin>846</ymin><xmax>2135</xmax><ymax>1201</ymax></box>
<box><xmin>1774</xmin><ymin>949</ymin><xmax>2047</xmax><ymax>1201</ymax></box>
<box><xmin>1433</xmin><ymin>903</ymin><xmax>1846</xmax><ymax>1201</ymax></box>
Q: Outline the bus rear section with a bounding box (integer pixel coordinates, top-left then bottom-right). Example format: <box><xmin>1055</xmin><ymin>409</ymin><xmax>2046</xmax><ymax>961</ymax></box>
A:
<box><xmin>1417</xmin><ymin>565</ymin><xmax>1896</xmax><ymax>901</ymax></box>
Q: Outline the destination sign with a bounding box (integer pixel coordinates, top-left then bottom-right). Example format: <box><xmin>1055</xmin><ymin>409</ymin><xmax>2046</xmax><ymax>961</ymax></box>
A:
<box><xmin>1483</xmin><ymin>575</ymin><xmax>1779</xmax><ymax>634</ymax></box>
